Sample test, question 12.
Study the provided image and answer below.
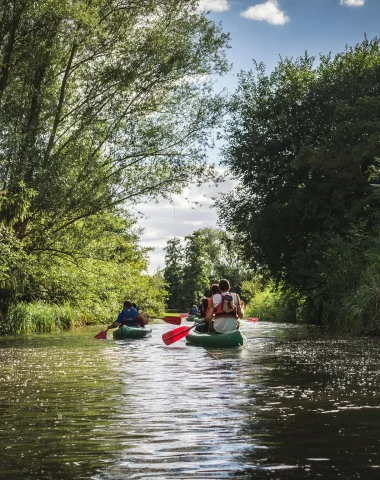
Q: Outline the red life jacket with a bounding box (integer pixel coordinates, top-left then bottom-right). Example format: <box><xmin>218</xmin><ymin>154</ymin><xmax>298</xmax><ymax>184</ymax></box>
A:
<box><xmin>214</xmin><ymin>292</ymin><xmax>238</xmax><ymax>318</ymax></box>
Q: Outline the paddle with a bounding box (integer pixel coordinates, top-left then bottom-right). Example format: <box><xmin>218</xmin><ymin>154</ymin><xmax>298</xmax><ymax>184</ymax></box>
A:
<box><xmin>151</xmin><ymin>315</ymin><xmax>181</xmax><ymax>325</ymax></box>
<box><xmin>94</xmin><ymin>329</ymin><xmax>107</xmax><ymax>339</ymax></box>
<box><xmin>161</xmin><ymin>315</ymin><xmax>182</xmax><ymax>325</ymax></box>
<box><xmin>247</xmin><ymin>317</ymin><xmax>259</xmax><ymax>322</ymax></box>
<box><xmin>162</xmin><ymin>321</ymin><xmax>204</xmax><ymax>346</ymax></box>
<box><xmin>95</xmin><ymin>315</ymin><xmax>181</xmax><ymax>339</ymax></box>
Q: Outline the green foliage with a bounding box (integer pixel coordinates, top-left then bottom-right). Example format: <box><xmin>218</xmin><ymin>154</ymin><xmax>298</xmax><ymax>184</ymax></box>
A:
<box><xmin>343</xmin><ymin>259</ymin><xmax>380</xmax><ymax>335</ymax></box>
<box><xmin>181</xmin><ymin>230</ymin><xmax>211</xmax><ymax>307</ymax></box>
<box><xmin>18</xmin><ymin>213</ymin><xmax>168</xmax><ymax>322</ymax></box>
<box><xmin>163</xmin><ymin>227</ymin><xmax>255</xmax><ymax>310</ymax></box>
<box><xmin>0</xmin><ymin>0</ymin><xmax>229</xmax><ymax>327</ymax></box>
<box><xmin>308</xmin><ymin>229</ymin><xmax>380</xmax><ymax>334</ymax></box>
<box><xmin>219</xmin><ymin>36</ymin><xmax>380</xmax><ymax>328</ymax></box>
<box><xmin>221</xmin><ymin>37</ymin><xmax>380</xmax><ymax>287</ymax></box>
<box><xmin>164</xmin><ymin>238</ymin><xmax>184</xmax><ymax>310</ymax></box>
<box><xmin>243</xmin><ymin>280</ymin><xmax>298</xmax><ymax>323</ymax></box>
<box><xmin>3</xmin><ymin>302</ymin><xmax>82</xmax><ymax>335</ymax></box>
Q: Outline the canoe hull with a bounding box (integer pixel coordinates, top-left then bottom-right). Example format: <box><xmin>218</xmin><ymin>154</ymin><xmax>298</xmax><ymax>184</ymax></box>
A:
<box><xmin>113</xmin><ymin>325</ymin><xmax>152</xmax><ymax>340</ymax></box>
<box><xmin>186</xmin><ymin>329</ymin><xmax>247</xmax><ymax>348</ymax></box>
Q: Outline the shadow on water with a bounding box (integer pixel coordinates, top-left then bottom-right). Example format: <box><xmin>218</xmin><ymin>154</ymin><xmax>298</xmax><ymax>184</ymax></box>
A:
<box><xmin>1</xmin><ymin>322</ymin><xmax>380</xmax><ymax>478</ymax></box>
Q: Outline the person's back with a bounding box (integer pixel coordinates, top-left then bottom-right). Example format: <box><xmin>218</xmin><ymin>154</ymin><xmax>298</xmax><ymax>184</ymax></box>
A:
<box><xmin>209</xmin><ymin>279</ymin><xmax>243</xmax><ymax>333</ymax></box>
<box><xmin>120</xmin><ymin>302</ymin><xmax>139</xmax><ymax>327</ymax></box>
<box><xmin>106</xmin><ymin>300</ymin><xmax>148</xmax><ymax>332</ymax></box>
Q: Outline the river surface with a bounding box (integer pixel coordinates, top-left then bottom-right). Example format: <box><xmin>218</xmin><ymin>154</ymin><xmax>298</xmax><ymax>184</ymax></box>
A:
<box><xmin>1</xmin><ymin>321</ymin><xmax>380</xmax><ymax>479</ymax></box>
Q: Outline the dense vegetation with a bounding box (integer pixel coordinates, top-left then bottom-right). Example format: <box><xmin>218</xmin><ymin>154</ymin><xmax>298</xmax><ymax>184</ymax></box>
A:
<box><xmin>163</xmin><ymin>227</ymin><xmax>253</xmax><ymax>311</ymax></box>
<box><xmin>2</xmin><ymin>1</ymin><xmax>380</xmax><ymax>337</ymax></box>
<box><xmin>0</xmin><ymin>0</ymin><xmax>229</xmax><ymax>333</ymax></box>
<box><xmin>219</xmin><ymin>37</ymin><xmax>380</xmax><ymax>334</ymax></box>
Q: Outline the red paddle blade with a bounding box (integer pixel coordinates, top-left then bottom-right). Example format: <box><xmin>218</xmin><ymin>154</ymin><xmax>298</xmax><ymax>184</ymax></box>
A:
<box><xmin>179</xmin><ymin>313</ymin><xmax>190</xmax><ymax>318</ymax></box>
<box><xmin>162</xmin><ymin>316</ymin><xmax>182</xmax><ymax>325</ymax></box>
<box><xmin>162</xmin><ymin>325</ymin><xmax>193</xmax><ymax>345</ymax></box>
<box><xmin>94</xmin><ymin>330</ymin><xmax>107</xmax><ymax>339</ymax></box>
<box><xmin>247</xmin><ymin>317</ymin><xmax>259</xmax><ymax>322</ymax></box>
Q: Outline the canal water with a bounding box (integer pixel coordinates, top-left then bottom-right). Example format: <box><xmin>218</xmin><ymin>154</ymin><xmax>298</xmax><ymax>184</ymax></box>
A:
<box><xmin>1</xmin><ymin>321</ymin><xmax>380</xmax><ymax>479</ymax></box>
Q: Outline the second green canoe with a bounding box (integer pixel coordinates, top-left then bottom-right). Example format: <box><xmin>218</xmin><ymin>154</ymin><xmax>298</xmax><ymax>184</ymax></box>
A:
<box><xmin>186</xmin><ymin>329</ymin><xmax>247</xmax><ymax>348</ymax></box>
<box><xmin>113</xmin><ymin>325</ymin><xmax>152</xmax><ymax>340</ymax></box>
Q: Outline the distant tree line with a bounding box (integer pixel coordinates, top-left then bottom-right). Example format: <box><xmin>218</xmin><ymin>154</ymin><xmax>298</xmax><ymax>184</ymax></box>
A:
<box><xmin>163</xmin><ymin>228</ymin><xmax>253</xmax><ymax>311</ymax></box>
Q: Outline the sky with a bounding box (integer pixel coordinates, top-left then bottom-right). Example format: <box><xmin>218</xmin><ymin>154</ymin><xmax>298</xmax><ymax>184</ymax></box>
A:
<box><xmin>139</xmin><ymin>0</ymin><xmax>380</xmax><ymax>273</ymax></box>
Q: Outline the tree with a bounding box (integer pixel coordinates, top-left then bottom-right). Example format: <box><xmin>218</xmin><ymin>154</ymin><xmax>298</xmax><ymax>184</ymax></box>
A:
<box><xmin>163</xmin><ymin>237</ymin><xmax>184</xmax><ymax>310</ymax></box>
<box><xmin>181</xmin><ymin>230</ymin><xmax>210</xmax><ymax>308</ymax></box>
<box><xmin>219</xmin><ymin>37</ymin><xmax>380</xmax><ymax>303</ymax></box>
<box><xmin>163</xmin><ymin>227</ymin><xmax>254</xmax><ymax>310</ymax></box>
<box><xmin>0</xmin><ymin>0</ymin><xmax>229</xmax><ymax>321</ymax></box>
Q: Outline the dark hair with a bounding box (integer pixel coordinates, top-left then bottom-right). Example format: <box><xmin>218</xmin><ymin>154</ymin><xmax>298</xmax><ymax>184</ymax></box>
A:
<box><xmin>131</xmin><ymin>303</ymin><xmax>137</xmax><ymax>308</ymax></box>
<box><xmin>211</xmin><ymin>283</ymin><xmax>221</xmax><ymax>295</ymax></box>
<box><xmin>123</xmin><ymin>301</ymin><xmax>132</xmax><ymax>308</ymax></box>
<box><xmin>200</xmin><ymin>297</ymin><xmax>209</xmax><ymax>318</ymax></box>
<box><xmin>218</xmin><ymin>279</ymin><xmax>230</xmax><ymax>292</ymax></box>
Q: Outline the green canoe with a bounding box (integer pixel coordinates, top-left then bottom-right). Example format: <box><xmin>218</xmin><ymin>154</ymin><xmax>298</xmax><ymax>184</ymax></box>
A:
<box><xmin>186</xmin><ymin>329</ymin><xmax>247</xmax><ymax>348</ymax></box>
<box><xmin>186</xmin><ymin>315</ymin><xmax>201</xmax><ymax>322</ymax></box>
<box><xmin>113</xmin><ymin>325</ymin><xmax>152</xmax><ymax>340</ymax></box>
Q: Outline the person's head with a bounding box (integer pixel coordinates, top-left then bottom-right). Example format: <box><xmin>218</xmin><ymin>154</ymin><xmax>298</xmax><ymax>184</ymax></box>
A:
<box><xmin>131</xmin><ymin>303</ymin><xmax>137</xmax><ymax>308</ymax></box>
<box><xmin>211</xmin><ymin>283</ymin><xmax>221</xmax><ymax>295</ymax></box>
<box><xmin>218</xmin><ymin>279</ymin><xmax>230</xmax><ymax>292</ymax></box>
<box><xmin>200</xmin><ymin>297</ymin><xmax>209</xmax><ymax>316</ymax></box>
<box><xmin>123</xmin><ymin>300</ymin><xmax>132</xmax><ymax>308</ymax></box>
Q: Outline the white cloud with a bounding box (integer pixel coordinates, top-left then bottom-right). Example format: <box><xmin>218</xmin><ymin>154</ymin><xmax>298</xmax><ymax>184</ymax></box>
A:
<box><xmin>340</xmin><ymin>0</ymin><xmax>365</xmax><ymax>6</ymax></box>
<box><xmin>138</xmin><ymin>173</ymin><xmax>237</xmax><ymax>273</ymax></box>
<box><xmin>241</xmin><ymin>0</ymin><xmax>290</xmax><ymax>25</ymax></box>
<box><xmin>198</xmin><ymin>0</ymin><xmax>230</xmax><ymax>12</ymax></box>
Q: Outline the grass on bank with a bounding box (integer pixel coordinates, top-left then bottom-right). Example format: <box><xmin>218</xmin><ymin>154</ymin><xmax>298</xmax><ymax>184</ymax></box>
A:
<box><xmin>4</xmin><ymin>302</ymin><xmax>85</xmax><ymax>334</ymax></box>
<box><xmin>2</xmin><ymin>302</ymin><xmax>172</xmax><ymax>334</ymax></box>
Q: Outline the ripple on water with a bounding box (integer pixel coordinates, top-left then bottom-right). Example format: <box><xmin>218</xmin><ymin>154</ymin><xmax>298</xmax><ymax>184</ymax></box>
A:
<box><xmin>1</xmin><ymin>323</ymin><xmax>380</xmax><ymax>479</ymax></box>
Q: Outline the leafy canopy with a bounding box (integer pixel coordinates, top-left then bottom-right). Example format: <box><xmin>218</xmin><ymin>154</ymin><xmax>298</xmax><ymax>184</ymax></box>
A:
<box><xmin>0</xmin><ymin>0</ymin><xmax>230</xmax><ymax>320</ymax></box>
<box><xmin>219</xmin><ymin>37</ymin><xmax>380</xmax><ymax>297</ymax></box>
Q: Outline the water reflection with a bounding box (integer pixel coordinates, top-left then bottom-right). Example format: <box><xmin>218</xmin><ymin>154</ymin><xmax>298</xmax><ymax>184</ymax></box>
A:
<box><xmin>1</xmin><ymin>323</ymin><xmax>380</xmax><ymax>478</ymax></box>
<box><xmin>0</xmin><ymin>330</ymin><xmax>122</xmax><ymax>479</ymax></box>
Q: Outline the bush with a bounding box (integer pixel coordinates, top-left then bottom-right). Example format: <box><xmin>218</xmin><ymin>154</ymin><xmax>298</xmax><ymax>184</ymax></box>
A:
<box><xmin>338</xmin><ymin>255</ymin><xmax>380</xmax><ymax>335</ymax></box>
<box><xmin>244</xmin><ymin>282</ymin><xmax>298</xmax><ymax>323</ymax></box>
<box><xmin>4</xmin><ymin>302</ymin><xmax>83</xmax><ymax>334</ymax></box>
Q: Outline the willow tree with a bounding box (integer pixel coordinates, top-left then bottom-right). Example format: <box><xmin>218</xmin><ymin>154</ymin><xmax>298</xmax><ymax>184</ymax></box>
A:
<box><xmin>0</xmin><ymin>0</ymin><xmax>229</xmax><ymax>320</ymax></box>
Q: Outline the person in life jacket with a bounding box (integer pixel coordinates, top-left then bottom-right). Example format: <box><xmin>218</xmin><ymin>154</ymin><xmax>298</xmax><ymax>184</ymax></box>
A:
<box><xmin>205</xmin><ymin>279</ymin><xmax>243</xmax><ymax>333</ymax></box>
<box><xmin>189</xmin><ymin>304</ymin><xmax>198</xmax><ymax>316</ymax></box>
<box><xmin>196</xmin><ymin>284</ymin><xmax>221</xmax><ymax>333</ymax></box>
<box><xmin>106</xmin><ymin>300</ymin><xmax>148</xmax><ymax>332</ymax></box>
<box><xmin>198</xmin><ymin>298</ymin><xmax>209</xmax><ymax>319</ymax></box>
<box><xmin>131</xmin><ymin>302</ymin><xmax>139</xmax><ymax>312</ymax></box>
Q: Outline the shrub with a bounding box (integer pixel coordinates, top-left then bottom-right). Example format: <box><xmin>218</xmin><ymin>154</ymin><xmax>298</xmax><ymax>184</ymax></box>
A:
<box><xmin>244</xmin><ymin>282</ymin><xmax>298</xmax><ymax>323</ymax></box>
<box><xmin>4</xmin><ymin>302</ymin><xmax>83</xmax><ymax>334</ymax></box>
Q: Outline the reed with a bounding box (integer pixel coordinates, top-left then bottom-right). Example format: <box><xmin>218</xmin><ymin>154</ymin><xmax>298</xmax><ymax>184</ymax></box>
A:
<box><xmin>5</xmin><ymin>302</ymin><xmax>82</xmax><ymax>334</ymax></box>
<box><xmin>245</xmin><ymin>285</ymin><xmax>298</xmax><ymax>323</ymax></box>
